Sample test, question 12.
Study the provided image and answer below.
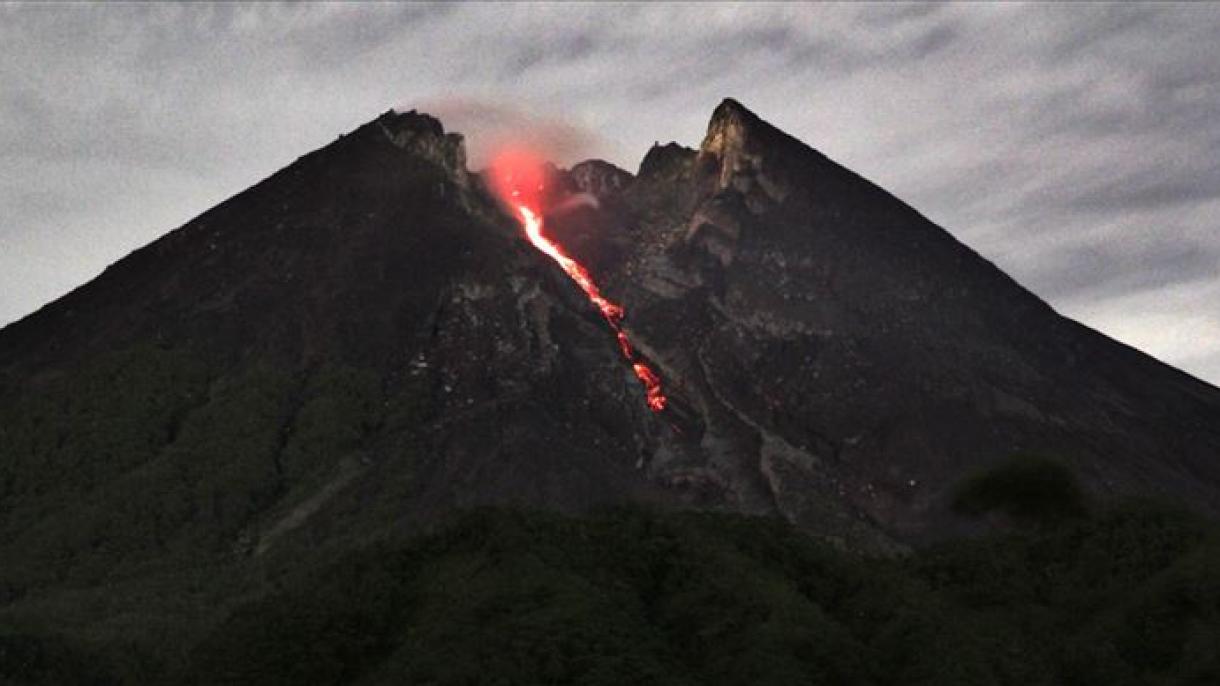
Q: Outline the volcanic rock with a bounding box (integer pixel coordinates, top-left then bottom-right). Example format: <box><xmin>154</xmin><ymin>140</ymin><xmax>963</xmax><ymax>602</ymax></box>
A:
<box><xmin>2</xmin><ymin>98</ymin><xmax>1219</xmax><ymax>622</ymax></box>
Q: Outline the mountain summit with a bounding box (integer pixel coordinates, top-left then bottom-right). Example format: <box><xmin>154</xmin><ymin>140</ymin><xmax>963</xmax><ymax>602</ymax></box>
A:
<box><xmin>1</xmin><ymin>100</ymin><xmax>1219</xmax><ymax>661</ymax></box>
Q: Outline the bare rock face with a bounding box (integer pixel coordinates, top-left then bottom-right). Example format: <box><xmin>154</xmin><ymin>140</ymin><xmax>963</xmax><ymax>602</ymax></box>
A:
<box><xmin>567</xmin><ymin>159</ymin><xmax>632</xmax><ymax>198</ymax></box>
<box><xmin>377</xmin><ymin>109</ymin><xmax>469</xmax><ymax>184</ymax></box>
<box><xmin>586</xmin><ymin>99</ymin><xmax>1220</xmax><ymax>548</ymax></box>
<box><xmin>696</xmin><ymin>98</ymin><xmax>791</xmax><ymax>206</ymax></box>
<box><xmin>637</xmin><ymin>142</ymin><xmax>696</xmax><ymax>182</ymax></box>
<box><xmin>2</xmin><ymin>96</ymin><xmax>1219</xmax><ymax>598</ymax></box>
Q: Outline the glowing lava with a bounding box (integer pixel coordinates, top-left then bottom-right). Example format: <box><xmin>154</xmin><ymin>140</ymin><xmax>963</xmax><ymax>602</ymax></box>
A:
<box><xmin>490</xmin><ymin>149</ymin><xmax>667</xmax><ymax>412</ymax></box>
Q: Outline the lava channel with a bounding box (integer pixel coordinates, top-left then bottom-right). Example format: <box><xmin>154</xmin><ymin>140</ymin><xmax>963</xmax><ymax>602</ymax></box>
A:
<box><xmin>490</xmin><ymin>149</ymin><xmax>667</xmax><ymax>412</ymax></box>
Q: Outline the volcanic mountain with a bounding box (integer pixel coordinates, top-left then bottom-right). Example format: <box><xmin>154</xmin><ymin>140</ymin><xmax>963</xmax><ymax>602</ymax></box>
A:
<box><xmin>1</xmin><ymin>101</ymin><xmax>1219</xmax><ymax>670</ymax></box>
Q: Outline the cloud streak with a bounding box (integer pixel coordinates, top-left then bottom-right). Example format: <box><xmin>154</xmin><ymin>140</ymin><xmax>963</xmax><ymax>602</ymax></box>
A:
<box><xmin>1</xmin><ymin>2</ymin><xmax>1218</xmax><ymax>385</ymax></box>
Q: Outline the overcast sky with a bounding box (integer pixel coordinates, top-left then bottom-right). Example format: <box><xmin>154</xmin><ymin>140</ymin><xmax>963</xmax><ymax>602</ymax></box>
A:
<box><xmin>2</xmin><ymin>2</ymin><xmax>1219</xmax><ymax>385</ymax></box>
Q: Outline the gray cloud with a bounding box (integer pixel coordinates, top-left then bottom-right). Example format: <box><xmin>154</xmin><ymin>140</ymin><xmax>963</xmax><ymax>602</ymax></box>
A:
<box><xmin>1023</xmin><ymin>236</ymin><xmax>1219</xmax><ymax>303</ymax></box>
<box><xmin>1</xmin><ymin>2</ymin><xmax>1219</xmax><ymax>386</ymax></box>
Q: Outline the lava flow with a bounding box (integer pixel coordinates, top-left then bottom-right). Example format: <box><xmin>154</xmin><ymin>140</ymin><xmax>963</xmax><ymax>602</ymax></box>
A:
<box><xmin>490</xmin><ymin>149</ymin><xmax>667</xmax><ymax>412</ymax></box>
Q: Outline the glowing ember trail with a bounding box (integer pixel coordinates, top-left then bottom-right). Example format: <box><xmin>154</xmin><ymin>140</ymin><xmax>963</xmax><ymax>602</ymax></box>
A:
<box><xmin>491</xmin><ymin>150</ymin><xmax>668</xmax><ymax>412</ymax></box>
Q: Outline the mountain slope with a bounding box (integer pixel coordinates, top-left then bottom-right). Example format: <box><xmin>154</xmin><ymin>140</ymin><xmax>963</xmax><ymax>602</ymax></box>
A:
<box><xmin>560</xmin><ymin>98</ymin><xmax>1220</xmax><ymax>543</ymax></box>
<box><xmin>0</xmin><ymin>110</ymin><xmax>670</xmax><ymax>599</ymax></box>
<box><xmin>1</xmin><ymin>101</ymin><xmax>1219</xmax><ymax>659</ymax></box>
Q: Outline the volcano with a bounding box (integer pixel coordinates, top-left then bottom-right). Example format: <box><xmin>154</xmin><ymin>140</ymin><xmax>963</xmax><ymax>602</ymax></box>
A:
<box><xmin>2</xmin><ymin>99</ymin><xmax>1220</xmax><ymax>678</ymax></box>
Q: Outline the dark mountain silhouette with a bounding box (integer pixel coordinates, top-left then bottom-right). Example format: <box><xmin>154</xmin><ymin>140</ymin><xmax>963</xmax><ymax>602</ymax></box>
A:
<box><xmin>1</xmin><ymin>99</ymin><xmax>1218</xmax><ymax>682</ymax></box>
<box><xmin>551</xmin><ymin>99</ymin><xmax>1220</xmax><ymax>547</ymax></box>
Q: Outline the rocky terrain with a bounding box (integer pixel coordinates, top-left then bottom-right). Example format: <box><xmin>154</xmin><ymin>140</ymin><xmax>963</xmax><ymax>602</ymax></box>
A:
<box><xmin>546</xmin><ymin>99</ymin><xmax>1220</xmax><ymax>549</ymax></box>
<box><xmin>1</xmin><ymin>99</ymin><xmax>1218</xmax><ymax>680</ymax></box>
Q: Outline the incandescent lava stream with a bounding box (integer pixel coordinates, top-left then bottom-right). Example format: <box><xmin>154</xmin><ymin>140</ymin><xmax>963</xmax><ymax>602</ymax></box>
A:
<box><xmin>489</xmin><ymin>149</ymin><xmax>668</xmax><ymax>412</ymax></box>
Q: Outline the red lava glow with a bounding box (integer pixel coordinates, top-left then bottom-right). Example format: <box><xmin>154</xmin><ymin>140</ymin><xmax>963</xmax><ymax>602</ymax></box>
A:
<box><xmin>490</xmin><ymin>148</ymin><xmax>668</xmax><ymax>412</ymax></box>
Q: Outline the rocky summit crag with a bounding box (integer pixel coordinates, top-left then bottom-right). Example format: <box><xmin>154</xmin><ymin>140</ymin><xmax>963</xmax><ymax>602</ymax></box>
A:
<box><xmin>1</xmin><ymin>100</ymin><xmax>1219</xmax><ymax>657</ymax></box>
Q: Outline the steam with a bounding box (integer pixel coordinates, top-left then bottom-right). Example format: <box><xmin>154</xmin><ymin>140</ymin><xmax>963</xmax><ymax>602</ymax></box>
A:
<box><xmin>414</xmin><ymin>97</ymin><xmax>607</xmax><ymax>169</ymax></box>
<box><xmin>549</xmin><ymin>192</ymin><xmax>600</xmax><ymax>214</ymax></box>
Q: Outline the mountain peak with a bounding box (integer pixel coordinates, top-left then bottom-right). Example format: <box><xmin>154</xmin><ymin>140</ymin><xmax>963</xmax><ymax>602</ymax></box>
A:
<box><xmin>637</xmin><ymin>142</ymin><xmax>696</xmax><ymax>181</ymax></box>
<box><xmin>708</xmin><ymin>97</ymin><xmax>757</xmax><ymax>126</ymax></box>
<box><xmin>568</xmin><ymin>159</ymin><xmax>633</xmax><ymax>198</ymax></box>
<box><xmin>375</xmin><ymin>108</ymin><xmax>468</xmax><ymax>182</ymax></box>
<box><xmin>701</xmin><ymin>97</ymin><xmax>759</xmax><ymax>158</ymax></box>
<box><xmin>381</xmin><ymin>108</ymin><xmax>445</xmax><ymax>136</ymax></box>
<box><xmin>695</xmin><ymin>98</ymin><xmax>795</xmax><ymax>205</ymax></box>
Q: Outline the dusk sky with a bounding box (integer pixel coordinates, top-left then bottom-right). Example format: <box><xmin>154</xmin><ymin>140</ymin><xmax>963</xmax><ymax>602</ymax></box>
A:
<box><xmin>3</xmin><ymin>2</ymin><xmax>1219</xmax><ymax>384</ymax></box>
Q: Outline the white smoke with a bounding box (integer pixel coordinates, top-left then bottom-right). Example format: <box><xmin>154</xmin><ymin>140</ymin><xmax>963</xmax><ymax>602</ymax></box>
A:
<box><xmin>408</xmin><ymin>97</ymin><xmax>608</xmax><ymax>169</ymax></box>
<box><xmin>548</xmin><ymin>192</ymin><xmax>600</xmax><ymax>214</ymax></box>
